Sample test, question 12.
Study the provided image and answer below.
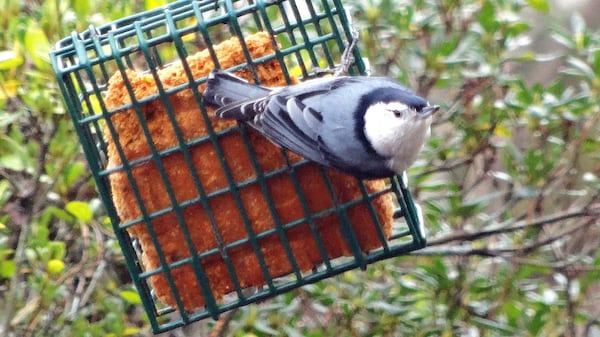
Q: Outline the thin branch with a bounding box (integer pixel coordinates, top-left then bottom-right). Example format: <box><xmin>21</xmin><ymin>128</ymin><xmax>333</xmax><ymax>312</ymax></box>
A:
<box><xmin>415</xmin><ymin>215</ymin><xmax>597</xmax><ymax>263</ymax></box>
<box><xmin>417</xmin><ymin>157</ymin><xmax>473</xmax><ymax>177</ymax></box>
<box><xmin>67</xmin><ymin>220</ymin><xmax>91</xmax><ymax>320</ymax></box>
<box><xmin>0</xmin><ymin>116</ymin><xmax>56</xmax><ymax>336</ymax></box>
<box><xmin>565</xmin><ymin>275</ymin><xmax>577</xmax><ymax>337</ymax></box>
<box><xmin>0</xmin><ymin>219</ymin><xmax>32</xmax><ymax>336</ymax></box>
<box><xmin>426</xmin><ymin>208</ymin><xmax>597</xmax><ymax>246</ymax></box>
<box><xmin>207</xmin><ymin>308</ymin><xmax>238</xmax><ymax>337</ymax></box>
<box><xmin>80</xmin><ymin>260</ymin><xmax>107</xmax><ymax>309</ymax></box>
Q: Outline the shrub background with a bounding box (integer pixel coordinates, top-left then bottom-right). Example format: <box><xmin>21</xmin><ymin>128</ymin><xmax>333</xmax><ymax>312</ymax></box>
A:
<box><xmin>0</xmin><ymin>0</ymin><xmax>599</xmax><ymax>336</ymax></box>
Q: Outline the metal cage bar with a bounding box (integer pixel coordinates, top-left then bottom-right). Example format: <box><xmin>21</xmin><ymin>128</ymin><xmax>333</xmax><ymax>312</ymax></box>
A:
<box><xmin>50</xmin><ymin>0</ymin><xmax>426</xmax><ymax>333</ymax></box>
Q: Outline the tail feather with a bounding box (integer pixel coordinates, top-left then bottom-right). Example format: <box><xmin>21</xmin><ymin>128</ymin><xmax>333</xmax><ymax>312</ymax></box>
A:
<box><xmin>202</xmin><ymin>70</ymin><xmax>271</xmax><ymax>108</ymax></box>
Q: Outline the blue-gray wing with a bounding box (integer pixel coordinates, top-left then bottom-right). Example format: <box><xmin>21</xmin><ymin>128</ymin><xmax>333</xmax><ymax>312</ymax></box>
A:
<box><xmin>214</xmin><ymin>76</ymin><xmax>355</xmax><ymax>168</ymax></box>
<box><xmin>215</xmin><ymin>92</ymin><xmax>331</xmax><ymax>166</ymax></box>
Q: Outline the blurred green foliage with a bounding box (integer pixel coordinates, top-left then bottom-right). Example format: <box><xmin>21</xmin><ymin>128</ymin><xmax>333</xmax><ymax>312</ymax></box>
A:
<box><xmin>1</xmin><ymin>0</ymin><xmax>599</xmax><ymax>336</ymax></box>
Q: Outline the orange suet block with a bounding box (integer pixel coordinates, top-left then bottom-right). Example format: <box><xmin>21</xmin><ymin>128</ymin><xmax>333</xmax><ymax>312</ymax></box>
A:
<box><xmin>104</xmin><ymin>32</ymin><xmax>393</xmax><ymax>311</ymax></box>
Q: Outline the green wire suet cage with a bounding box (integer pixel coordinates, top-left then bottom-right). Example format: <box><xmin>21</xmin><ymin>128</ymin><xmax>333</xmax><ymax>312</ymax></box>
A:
<box><xmin>50</xmin><ymin>0</ymin><xmax>427</xmax><ymax>333</ymax></box>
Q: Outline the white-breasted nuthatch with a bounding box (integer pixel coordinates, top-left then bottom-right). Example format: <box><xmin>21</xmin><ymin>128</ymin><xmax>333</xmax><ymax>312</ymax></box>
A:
<box><xmin>203</xmin><ymin>70</ymin><xmax>439</xmax><ymax>179</ymax></box>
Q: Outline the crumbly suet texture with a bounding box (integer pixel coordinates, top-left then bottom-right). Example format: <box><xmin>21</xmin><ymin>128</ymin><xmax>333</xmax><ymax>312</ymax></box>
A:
<box><xmin>104</xmin><ymin>32</ymin><xmax>394</xmax><ymax>311</ymax></box>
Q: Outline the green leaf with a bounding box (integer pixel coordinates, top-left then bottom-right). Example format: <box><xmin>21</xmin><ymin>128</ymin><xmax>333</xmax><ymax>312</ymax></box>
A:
<box><xmin>526</xmin><ymin>0</ymin><xmax>550</xmax><ymax>13</ymax></box>
<box><xmin>123</xmin><ymin>327</ymin><xmax>142</xmax><ymax>336</ymax></box>
<box><xmin>119</xmin><ymin>290</ymin><xmax>142</xmax><ymax>305</ymax></box>
<box><xmin>282</xmin><ymin>326</ymin><xmax>305</xmax><ymax>337</ymax></box>
<box><xmin>0</xmin><ymin>134</ymin><xmax>32</xmax><ymax>172</ymax></box>
<box><xmin>0</xmin><ymin>79</ymin><xmax>20</xmax><ymax>100</ymax></box>
<box><xmin>478</xmin><ymin>1</ymin><xmax>498</xmax><ymax>33</ymax></box>
<box><xmin>503</xmin><ymin>301</ymin><xmax>522</xmax><ymax>326</ymax></box>
<box><xmin>24</xmin><ymin>23</ymin><xmax>51</xmax><ymax>71</ymax></box>
<box><xmin>528</xmin><ymin>307</ymin><xmax>548</xmax><ymax>335</ymax></box>
<box><xmin>72</xmin><ymin>0</ymin><xmax>91</xmax><ymax>19</ymax></box>
<box><xmin>0</xmin><ymin>50</ymin><xmax>24</xmax><ymax>70</ymax></box>
<box><xmin>472</xmin><ymin>317</ymin><xmax>515</xmax><ymax>334</ymax></box>
<box><xmin>550</xmin><ymin>29</ymin><xmax>575</xmax><ymax>49</ymax></box>
<box><xmin>570</xmin><ymin>13</ymin><xmax>587</xmax><ymax>36</ymax></box>
<box><xmin>46</xmin><ymin>205</ymin><xmax>75</xmax><ymax>223</ymax></box>
<box><xmin>65</xmin><ymin>201</ymin><xmax>93</xmax><ymax>223</ymax></box>
<box><xmin>0</xmin><ymin>249</ymin><xmax>16</xmax><ymax>279</ymax></box>
<box><xmin>64</xmin><ymin>162</ymin><xmax>86</xmax><ymax>186</ymax></box>
<box><xmin>144</xmin><ymin>0</ymin><xmax>167</xmax><ymax>10</ymax></box>
<box><xmin>367</xmin><ymin>301</ymin><xmax>406</xmax><ymax>315</ymax></box>
<box><xmin>47</xmin><ymin>241</ymin><xmax>66</xmax><ymax>260</ymax></box>
<box><xmin>563</xmin><ymin>57</ymin><xmax>595</xmax><ymax>80</ymax></box>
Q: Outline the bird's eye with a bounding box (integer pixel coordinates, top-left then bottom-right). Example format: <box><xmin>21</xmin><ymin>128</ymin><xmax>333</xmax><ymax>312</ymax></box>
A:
<box><xmin>415</xmin><ymin>105</ymin><xmax>428</xmax><ymax>114</ymax></box>
<box><xmin>391</xmin><ymin>109</ymin><xmax>403</xmax><ymax>117</ymax></box>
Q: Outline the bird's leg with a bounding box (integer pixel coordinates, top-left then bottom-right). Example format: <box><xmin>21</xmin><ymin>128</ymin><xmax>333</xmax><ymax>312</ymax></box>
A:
<box><xmin>311</xmin><ymin>31</ymin><xmax>358</xmax><ymax>77</ymax></box>
<box><xmin>312</xmin><ymin>11</ymin><xmax>359</xmax><ymax>77</ymax></box>
<box><xmin>333</xmin><ymin>27</ymin><xmax>359</xmax><ymax>76</ymax></box>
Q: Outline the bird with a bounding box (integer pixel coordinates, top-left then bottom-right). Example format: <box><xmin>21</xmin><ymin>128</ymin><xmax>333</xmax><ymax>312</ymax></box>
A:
<box><xmin>202</xmin><ymin>69</ymin><xmax>439</xmax><ymax>179</ymax></box>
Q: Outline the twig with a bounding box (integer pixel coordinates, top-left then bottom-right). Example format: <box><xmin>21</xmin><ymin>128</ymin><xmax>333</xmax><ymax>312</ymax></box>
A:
<box><xmin>415</xmin><ymin>212</ymin><xmax>596</xmax><ymax>261</ymax></box>
<box><xmin>509</xmin><ymin>256</ymin><xmax>600</xmax><ymax>271</ymax></box>
<box><xmin>417</xmin><ymin>157</ymin><xmax>473</xmax><ymax>178</ymax></box>
<box><xmin>0</xmin><ymin>117</ymin><xmax>56</xmax><ymax>336</ymax></box>
<box><xmin>0</xmin><ymin>221</ymin><xmax>32</xmax><ymax>337</ymax></box>
<box><xmin>426</xmin><ymin>208</ymin><xmax>596</xmax><ymax>246</ymax></box>
<box><xmin>81</xmin><ymin>260</ymin><xmax>107</xmax><ymax>308</ymax></box>
<box><xmin>565</xmin><ymin>275</ymin><xmax>577</xmax><ymax>337</ymax></box>
<box><xmin>207</xmin><ymin>308</ymin><xmax>238</xmax><ymax>337</ymax></box>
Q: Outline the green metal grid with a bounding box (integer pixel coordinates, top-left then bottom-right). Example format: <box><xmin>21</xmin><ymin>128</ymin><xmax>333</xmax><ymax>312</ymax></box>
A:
<box><xmin>50</xmin><ymin>0</ymin><xmax>427</xmax><ymax>333</ymax></box>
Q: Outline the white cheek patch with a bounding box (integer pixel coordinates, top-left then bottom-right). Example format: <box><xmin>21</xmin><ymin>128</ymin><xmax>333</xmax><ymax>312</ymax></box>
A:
<box><xmin>363</xmin><ymin>102</ymin><xmax>410</xmax><ymax>156</ymax></box>
<box><xmin>363</xmin><ymin>102</ymin><xmax>433</xmax><ymax>173</ymax></box>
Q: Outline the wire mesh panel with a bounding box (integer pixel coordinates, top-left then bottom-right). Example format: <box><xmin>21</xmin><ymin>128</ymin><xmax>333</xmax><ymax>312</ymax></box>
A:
<box><xmin>50</xmin><ymin>0</ymin><xmax>426</xmax><ymax>333</ymax></box>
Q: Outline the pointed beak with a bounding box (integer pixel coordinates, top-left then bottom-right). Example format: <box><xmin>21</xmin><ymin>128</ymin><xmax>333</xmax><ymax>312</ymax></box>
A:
<box><xmin>420</xmin><ymin>105</ymin><xmax>440</xmax><ymax>118</ymax></box>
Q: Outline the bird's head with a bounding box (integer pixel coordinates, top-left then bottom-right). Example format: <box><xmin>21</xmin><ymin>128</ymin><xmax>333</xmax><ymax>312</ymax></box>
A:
<box><xmin>362</xmin><ymin>89</ymin><xmax>440</xmax><ymax>173</ymax></box>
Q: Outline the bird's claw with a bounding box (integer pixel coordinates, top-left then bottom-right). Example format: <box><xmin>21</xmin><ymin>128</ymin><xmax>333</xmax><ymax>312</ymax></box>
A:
<box><xmin>334</xmin><ymin>28</ymin><xmax>359</xmax><ymax>76</ymax></box>
<box><xmin>312</xmin><ymin>10</ymin><xmax>359</xmax><ymax>77</ymax></box>
<box><xmin>311</xmin><ymin>30</ymin><xmax>358</xmax><ymax>77</ymax></box>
